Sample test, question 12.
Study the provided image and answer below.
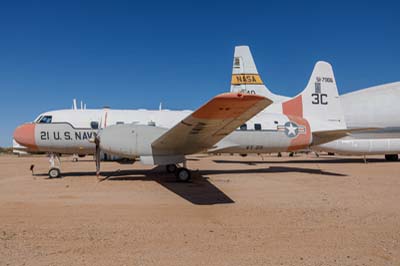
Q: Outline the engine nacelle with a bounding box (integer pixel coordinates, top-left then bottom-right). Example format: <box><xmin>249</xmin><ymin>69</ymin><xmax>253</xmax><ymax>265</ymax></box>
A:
<box><xmin>99</xmin><ymin>124</ymin><xmax>168</xmax><ymax>158</ymax></box>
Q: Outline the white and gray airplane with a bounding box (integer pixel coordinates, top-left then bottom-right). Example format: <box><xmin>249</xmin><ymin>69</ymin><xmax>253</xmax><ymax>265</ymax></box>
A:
<box><xmin>14</xmin><ymin>60</ymin><xmax>351</xmax><ymax>180</ymax></box>
<box><xmin>231</xmin><ymin>46</ymin><xmax>400</xmax><ymax>161</ymax></box>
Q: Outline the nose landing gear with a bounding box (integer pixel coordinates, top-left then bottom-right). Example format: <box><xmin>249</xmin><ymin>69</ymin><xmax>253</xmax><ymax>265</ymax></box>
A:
<box><xmin>48</xmin><ymin>153</ymin><xmax>62</xmax><ymax>178</ymax></box>
<box><xmin>48</xmin><ymin>167</ymin><xmax>61</xmax><ymax>178</ymax></box>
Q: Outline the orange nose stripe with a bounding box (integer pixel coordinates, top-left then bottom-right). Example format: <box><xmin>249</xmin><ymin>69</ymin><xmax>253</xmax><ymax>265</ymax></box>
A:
<box><xmin>13</xmin><ymin>124</ymin><xmax>37</xmax><ymax>150</ymax></box>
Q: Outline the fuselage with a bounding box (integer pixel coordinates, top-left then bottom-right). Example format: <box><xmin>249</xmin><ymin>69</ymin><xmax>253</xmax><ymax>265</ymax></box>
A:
<box><xmin>316</xmin><ymin>82</ymin><xmax>400</xmax><ymax>154</ymax></box>
<box><xmin>14</xmin><ymin>108</ymin><xmax>312</xmax><ymax>156</ymax></box>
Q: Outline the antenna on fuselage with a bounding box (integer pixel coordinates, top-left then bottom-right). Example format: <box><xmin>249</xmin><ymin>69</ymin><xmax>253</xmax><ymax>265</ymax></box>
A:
<box><xmin>72</xmin><ymin>99</ymin><xmax>88</xmax><ymax>110</ymax></box>
<box><xmin>73</xmin><ymin>99</ymin><xmax>78</xmax><ymax>110</ymax></box>
<box><xmin>159</xmin><ymin>102</ymin><xmax>162</xmax><ymax>111</ymax></box>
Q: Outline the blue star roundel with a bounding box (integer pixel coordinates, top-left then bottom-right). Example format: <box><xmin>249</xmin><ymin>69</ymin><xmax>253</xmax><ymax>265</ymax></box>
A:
<box><xmin>284</xmin><ymin>121</ymin><xmax>299</xmax><ymax>138</ymax></box>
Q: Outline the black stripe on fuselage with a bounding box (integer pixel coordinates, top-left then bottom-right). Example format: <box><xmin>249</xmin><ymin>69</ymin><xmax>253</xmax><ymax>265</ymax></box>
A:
<box><xmin>36</xmin><ymin>122</ymin><xmax>93</xmax><ymax>130</ymax></box>
<box><xmin>234</xmin><ymin>129</ymin><xmax>278</xmax><ymax>132</ymax></box>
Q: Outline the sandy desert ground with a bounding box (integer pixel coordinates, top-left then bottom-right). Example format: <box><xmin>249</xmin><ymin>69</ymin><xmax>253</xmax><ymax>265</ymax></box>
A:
<box><xmin>0</xmin><ymin>153</ymin><xmax>400</xmax><ymax>266</ymax></box>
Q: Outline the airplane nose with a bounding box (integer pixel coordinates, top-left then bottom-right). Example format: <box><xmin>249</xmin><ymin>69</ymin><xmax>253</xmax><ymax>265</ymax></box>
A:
<box><xmin>13</xmin><ymin>124</ymin><xmax>37</xmax><ymax>149</ymax></box>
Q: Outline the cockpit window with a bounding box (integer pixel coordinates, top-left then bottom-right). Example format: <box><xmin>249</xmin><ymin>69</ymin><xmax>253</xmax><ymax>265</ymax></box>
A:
<box><xmin>38</xmin><ymin>116</ymin><xmax>52</xmax><ymax>124</ymax></box>
<box><xmin>35</xmin><ymin>116</ymin><xmax>43</xmax><ymax>123</ymax></box>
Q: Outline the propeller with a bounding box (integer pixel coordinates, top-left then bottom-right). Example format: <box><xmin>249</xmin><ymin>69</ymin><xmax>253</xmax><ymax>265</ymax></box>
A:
<box><xmin>90</xmin><ymin>117</ymin><xmax>103</xmax><ymax>178</ymax></box>
<box><xmin>95</xmin><ymin>136</ymin><xmax>101</xmax><ymax>177</ymax></box>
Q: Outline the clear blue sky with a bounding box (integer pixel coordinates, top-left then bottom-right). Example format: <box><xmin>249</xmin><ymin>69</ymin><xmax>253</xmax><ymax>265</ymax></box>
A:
<box><xmin>1</xmin><ymin>0</ymin><xmax>399</xmax><ymax>146</ymax></box>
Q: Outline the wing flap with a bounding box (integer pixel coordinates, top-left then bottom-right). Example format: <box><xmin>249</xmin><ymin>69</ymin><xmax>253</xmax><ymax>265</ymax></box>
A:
<box><xmin>152</xmin><ymin>93</ymin><xmax>272</xmax><ymax>155</ymax></box>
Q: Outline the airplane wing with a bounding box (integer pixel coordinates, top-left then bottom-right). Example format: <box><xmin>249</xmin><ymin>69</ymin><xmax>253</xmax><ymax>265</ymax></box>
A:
<box><xmin>312</xmin><ymin>128</ymin><xmax>380</xmax><ymax>145</ymax></box>
<box><xmin>151</xmin><ymin>93</ymin><xmax>272</xmax><ymax>155</ymax></box>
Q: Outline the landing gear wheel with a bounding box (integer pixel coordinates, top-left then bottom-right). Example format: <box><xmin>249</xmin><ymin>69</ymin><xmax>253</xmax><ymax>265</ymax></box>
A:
<box><xmin>48</xmin><ymin>167</ymin><xmax>61</xmax><ymax>179</ymax></box>
<box><xmin>385</xmin><ymin>154</ymin><xmax>399</xmax><ymax>161</ymax></box>
<box><xmin>166</xmin><ymin>164</ymin><xmax>177</xmax><ymax>173</ymax></box>
<box><xmin>175</xmin><ymin>168</ymin><xmax>191</xmax><ymax>182</ymax></box>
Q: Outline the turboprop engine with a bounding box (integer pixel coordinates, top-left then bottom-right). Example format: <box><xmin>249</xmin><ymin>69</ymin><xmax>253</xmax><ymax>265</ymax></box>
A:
<box><xmin>98</xmin><ymin>124</ymin><xmax>168</xmax><ymax>158</ymax></box>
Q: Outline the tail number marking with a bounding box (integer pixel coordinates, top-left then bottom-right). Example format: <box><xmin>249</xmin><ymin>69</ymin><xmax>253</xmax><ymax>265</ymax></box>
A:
<box><xmin>311</xmin><ymin>93</ymin><xmax>328</xmax><ymax>105</ymax></box>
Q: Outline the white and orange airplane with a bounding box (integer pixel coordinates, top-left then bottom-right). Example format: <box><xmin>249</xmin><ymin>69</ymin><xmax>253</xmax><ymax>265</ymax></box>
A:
<box><xmin>14</xmin><ymin>59</ymin><xmax>350</xmax><ymax>180</ymax></box>
<box><xmin>231</xmin><ymin>46</ymin><xmax>400</xmax><ymax>161</ymax></box>
<box><xmin>14</xmin><ymin>93</ymin><xmax>272</xmax><ymax>180</ymax></box>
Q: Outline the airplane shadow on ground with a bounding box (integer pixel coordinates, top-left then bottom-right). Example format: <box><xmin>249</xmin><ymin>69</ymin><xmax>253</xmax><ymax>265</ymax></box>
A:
<box><xmin>213</xmin><ymin>157</ymin><xmax>389</xmax><ymax>165</ymax></box>
<box><xmin>101</xmin><ymin>167</ymin><xmax>235</xmax><ymax>205</ymax></box>
<box><xmin>36</xmin><ymin>167</ymin><xmax>234</xmax><ymax>205</ymax></box>
<box><xmin>35</xmin><ymin>164</ymin><xmax>346</xmax><ymax>205</ymax></box>
<box><xmin>200</xmin><ymin>166</ymin><xmax>346</xmax><ymax>177</ymax></box>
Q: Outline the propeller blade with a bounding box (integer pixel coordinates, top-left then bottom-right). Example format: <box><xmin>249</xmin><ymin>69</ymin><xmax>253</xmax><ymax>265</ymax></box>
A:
<box><xmin>95</xmin><ymin>138</ymin><xmax>101</xmax><ymax>177</ymax></box>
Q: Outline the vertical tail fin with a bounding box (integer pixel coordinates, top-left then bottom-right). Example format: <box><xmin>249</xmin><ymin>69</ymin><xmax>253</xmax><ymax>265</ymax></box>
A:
<box><xmin>282</xmin><ymin>61</ymin><xmax>347</xmax><ymax>132</ymax></box>
<box><xmin>230</xmin><ymin>46</ymin><xmax>287</xmax><ymax>102</ymax></box>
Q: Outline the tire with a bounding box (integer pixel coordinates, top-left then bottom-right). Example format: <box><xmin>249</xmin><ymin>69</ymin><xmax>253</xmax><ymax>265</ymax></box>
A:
<box><xmin>166</xmin><ymin>164</ymin><xmax>177</xmax><ymax>173</ymax></box>
<box><xmin>48</xmin><ymin>167</ymin><xmax>61</xmax><ymax>178</ymax></box>
<box><xmin>175</xmin><ymin>168</ymin><xmax>191</xmax><ymax>182</ymax></box>
<box><xmin>385</xmin><ymin>154</ymin><xmax>399</xmax><ymax>161</ymax></box>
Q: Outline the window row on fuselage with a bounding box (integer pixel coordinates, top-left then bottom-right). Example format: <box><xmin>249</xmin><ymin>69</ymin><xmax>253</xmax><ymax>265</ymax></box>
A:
<box><xmin>239</xmin><ymin>120</ymin><xmax>280</xmax><ymax>131</ymax></box>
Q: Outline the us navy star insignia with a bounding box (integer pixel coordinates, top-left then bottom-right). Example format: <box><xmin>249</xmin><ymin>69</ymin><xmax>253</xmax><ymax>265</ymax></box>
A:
<box><xmin>277</xmin><ymin>121</ymin><xmax>306</xmax><ymax>138</ymax></box>
<box><xmin>285</xmin><ymin>122</ymin><xmax>298</xmax><ymax>137</ymax></box>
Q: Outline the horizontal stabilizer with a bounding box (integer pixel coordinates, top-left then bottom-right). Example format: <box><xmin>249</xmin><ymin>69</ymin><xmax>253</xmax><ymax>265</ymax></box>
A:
<box><xmin>312</xmin><ymin>128</ymin><xmax>380</xmax><ymax>145</ymax></box>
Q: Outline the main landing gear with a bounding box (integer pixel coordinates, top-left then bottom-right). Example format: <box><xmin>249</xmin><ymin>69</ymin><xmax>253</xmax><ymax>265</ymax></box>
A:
<box><xmin>166</xmin><ymin>164</ymin><xmax>177</xmax><ymax>173</ymax></box>
<box><xmin>165</xmin><ymin>163</ymin><xmax>192</xmax><ymax>182</ymax></box>
<box><xmin>48</xmin><ymin>153</ymin><xmax>62</xmax><ymax>178</ymax></box>
<box><xmin>385</xmin><ymin>154</ymin><xmax>399</xmax><ymax>161</ymax></box>
<box><xmin>176</xmin><ymin>168</ymin><xmax>191</xmax><ymax>182</ymax></box>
